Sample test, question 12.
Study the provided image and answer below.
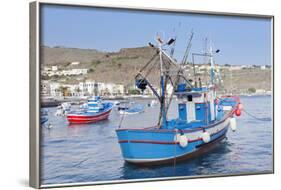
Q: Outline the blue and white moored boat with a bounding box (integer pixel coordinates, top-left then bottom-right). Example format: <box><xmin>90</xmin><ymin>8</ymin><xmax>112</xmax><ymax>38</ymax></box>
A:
<box><xmin>116</xmin><ymin>36</ymin><xmax>242</xmax><ymax>165</ymax></box>
<box><xmin>118</xmin><ymin>104</ymin><xmax>145</xmax><ymax>115</ymax></box>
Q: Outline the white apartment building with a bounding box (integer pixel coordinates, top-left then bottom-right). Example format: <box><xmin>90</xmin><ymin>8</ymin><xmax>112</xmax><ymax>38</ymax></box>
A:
<box><xmin>79</xmin><ymin>80</ymin><xmax>96</xmax><ymax>96</ymax></box>
<box><xmin>260</xmin><ymin>65</ymin><xmax>266</xmax><ymax>70</ymax></box>
<box><xmin>41</xmin><ymin>67</ymin><xmax>88</xmax><ymax>77</ymax></box>
<box><xmin>63</xmin><ymin>83</ymin><xmax>80</xmax><ymax>96</ymax></box>
<box><xmin>71</xmin><ymin>61</ymin><xmax>80</xmax><ymax>65</ymax></box>
<box><xmin>98</xmin><ymin>83</ymin><xmax>124</xmax><ymax>96</ymax></box>
<box><xmin>51</xmin><ymin>66</ymin><xmax>58</xmax><ymax>71</ymax></box>
<box><xmin>62</xmin><ymin>69</ymin><xmax>88</xmax><ymax>76</ymax></box>
<box><xmin>49</xmin><ymin>82</ymin><xmax>62</xmax><ymax>97</ymax></box>
<box><xmin>41</xmin><ymin>78</ymin><xmax>125</xmax><ymax>98</ymax></box>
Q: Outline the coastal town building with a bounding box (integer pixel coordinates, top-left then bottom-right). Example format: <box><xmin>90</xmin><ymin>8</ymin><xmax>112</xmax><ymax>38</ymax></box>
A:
<box><xmin>70</xmin><ymin>61</ymin><xmax>80</xmax><ymax>65</ymax></box>
<box><xmin>41</xmin><ymin>66</ymin><xmax>88</xmax><ymax>77</ymax></box>
<box><xmin>51</xmin><ymin>66</ymin><xmax>58</xmax><ymax>71</ymax></box>
<box><xmin>49</xmin><ymin>82</ymin><xmax>62</xmax><ymax>97</ymax></box>
<box><xmin>40</xmin><ymin>79</ymin><xmax>125</xmax><ymax>98</ymax></box>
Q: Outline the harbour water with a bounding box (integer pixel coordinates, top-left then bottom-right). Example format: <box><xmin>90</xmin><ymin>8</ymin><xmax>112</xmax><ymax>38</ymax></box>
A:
<box><xmin>41</xmin><ymin>95</ymin><xmax>273</xmax><ymax>185</ymax></box>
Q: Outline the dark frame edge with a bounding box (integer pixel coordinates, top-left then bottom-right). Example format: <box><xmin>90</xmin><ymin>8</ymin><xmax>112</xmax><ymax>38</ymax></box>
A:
<box><xmin>30</xmin><ymin>1</ymin><xmax>40</xmax><ymax>189</ymax></box>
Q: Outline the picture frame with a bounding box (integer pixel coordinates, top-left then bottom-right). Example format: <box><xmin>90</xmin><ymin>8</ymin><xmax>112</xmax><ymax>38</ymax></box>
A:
<box><xmin>30</xmin><ymin>1</ymin><xmax>274</xmax><ymax>188</ymax></box>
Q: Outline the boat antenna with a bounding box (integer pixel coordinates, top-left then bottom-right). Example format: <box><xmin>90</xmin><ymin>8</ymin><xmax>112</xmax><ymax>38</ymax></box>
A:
<box><xmin>170</xmin><ymin>22</ymin><xmax>181</xmax><ymax>58</ymax></box>
<box><xmin>181</xmin><ymin>29</ymin><xmax>194</xmax><ymax>65</ymax></box>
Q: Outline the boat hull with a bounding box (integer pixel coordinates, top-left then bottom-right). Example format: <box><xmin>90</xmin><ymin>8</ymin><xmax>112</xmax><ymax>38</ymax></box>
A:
<box><xmin>118</xmin><ymin>104</ymin><xmax>145</xmax><ymax>115</ymax></box>
<box><xmin>40</xmin><ymin>116</ymin><xmax>48</xmax><ymax>125</ymax></box>
<box><xmin>125</xmin><ymin>133</ymin><xmax>227</xmax><ymax>166</ymax></box>
<box><xmin>116</xmin><ymin>117</ymin><xmax>231</xmax><ymax>166</ymax></box>
<box><xmin>67</xmin><ymin>109</ymin><xmax>112</xmax><ymax>124</ymax></box>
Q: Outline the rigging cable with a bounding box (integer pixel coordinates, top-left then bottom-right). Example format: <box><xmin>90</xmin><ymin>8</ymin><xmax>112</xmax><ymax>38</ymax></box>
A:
<box><xmin>139</xmin><ymin>51</ymin><xmax>159</xmax><ymax>73</ymax></box>
<box><xmin>173</xmin><ymin>129</ymin><xmax>178</xmax><ymax>175</ymax></box>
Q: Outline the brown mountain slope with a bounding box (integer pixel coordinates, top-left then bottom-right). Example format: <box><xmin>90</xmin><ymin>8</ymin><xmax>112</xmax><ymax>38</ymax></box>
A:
<box><xmin>41</xmin><ymin>46</ymin><xmax>271</xmax><ymax>93</ymax></box>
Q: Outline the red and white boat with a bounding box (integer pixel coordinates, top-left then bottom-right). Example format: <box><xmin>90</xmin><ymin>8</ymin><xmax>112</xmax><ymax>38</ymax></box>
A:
<box><xmin>67</xmin><ymin>96</ymin><xmax>113</xmax><ymax>124</ymax></box>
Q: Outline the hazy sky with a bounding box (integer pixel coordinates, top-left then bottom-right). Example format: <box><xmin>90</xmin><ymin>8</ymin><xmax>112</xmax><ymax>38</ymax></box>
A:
<box><xmin>41</xmin><ymin>4</ymin><xmax>272</xmax><ymax>65</ymax></box>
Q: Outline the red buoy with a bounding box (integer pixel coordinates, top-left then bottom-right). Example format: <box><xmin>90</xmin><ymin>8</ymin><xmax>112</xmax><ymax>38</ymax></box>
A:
<box><xmin>238</xmin><ymin>103</ymin><xmax>243</xmax><ymax>110</ymax></box>
<box><xmin>235</xmin><ymin>109</ymin><xmax>241</xmax><ymax>116</ymax></box>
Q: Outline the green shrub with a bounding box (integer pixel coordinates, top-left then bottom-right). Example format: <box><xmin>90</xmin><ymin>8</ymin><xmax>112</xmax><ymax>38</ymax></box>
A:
<box><xmin>248</xmin><ymin>87</ymin><xmax>256</xmax><ymax>93</ymax></box>
<box><xmin>128</xmin><ymin>89</ymin><xmax>141</xmax><ymax>95</ymax></box>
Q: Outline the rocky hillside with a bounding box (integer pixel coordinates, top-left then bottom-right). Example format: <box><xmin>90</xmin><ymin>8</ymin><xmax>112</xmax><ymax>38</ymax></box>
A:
<box><xmin>41</xmin><ymin>46</ymin><xmax>104</xmax><ymax>65</ymax></box>
<box><xmin>41</xmin><ymin>46</ymin><xmax>272</xmax><ymax>93</ymax></box>
<box><xmin>41</xmin><ymin>46</ymin><xmax>160</xmax><ymax>86</ymax></box>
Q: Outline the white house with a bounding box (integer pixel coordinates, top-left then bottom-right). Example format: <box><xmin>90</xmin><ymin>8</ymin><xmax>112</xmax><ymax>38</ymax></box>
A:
<box><xmin>78</xmin><ymin>80</ymin><xmax>97</xmax><ymax>96</ymax></box>
<box><xmin>41</xmin><ymin>68</ymin><xmax>88</xmax><ymax>77</ymax></box>
<box><xmin>84</xmin><ymin>81</ymin><xmax>95</xmax><ymax>95</ymax></box>
<box><xmin>71</xmin><ymin>61</ymin><xmax>80</xmax><ymax>65</ymax></box>
<box><xmin>49</xmin><ymin>82</ymin><xmax>62</xmax><ymax>97</ymax></box>
<box><xmin>51</xmin><ymin>66</ymin><xmax>58</xmax><ymax>71</ymax></box>
<box><xmin>113</xmin><ymin>84</ymin><xmax>125</xmax><ymax>95</ymax></box>
<box><xmin>62</xmin><ymin>83</ymin><xmax>80</xmax><ymax>96</ymax></box>
<box><xmin>94</xmin><ymin>82</ymin><xmax>125</xmax><ymax>96</ymax></box>
<box><xmin>230</xmin><ymin>65</ymin><xmax>243</xmax><ymax>71</ymax></box>
<box><xmin>62</xmin><ymin>69</ymin><xmax>88</xmax><ymax>76</ymax></box>
<box><xmin>43</xmin><ymin>66</ymin><xmax>51</xmax><ymax>71</ymax></box>
<box><xmin>260</xmin><ymin>65</ymin><xmax>266</xmax><ymax>70</ymax></box>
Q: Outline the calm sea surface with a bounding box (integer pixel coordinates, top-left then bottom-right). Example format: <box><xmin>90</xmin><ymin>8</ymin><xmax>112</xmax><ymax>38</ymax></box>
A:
<box><xmin>41</xmin><ymin>95</ymin><xmax>273</xmax><ymax>185</ymax></box>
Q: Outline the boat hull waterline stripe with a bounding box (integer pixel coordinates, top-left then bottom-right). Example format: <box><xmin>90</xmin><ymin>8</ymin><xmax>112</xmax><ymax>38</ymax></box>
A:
<box><xmin>118</xmin><ymin>124</ymin><xmax>228</xmax><ymax>145</ymax></box>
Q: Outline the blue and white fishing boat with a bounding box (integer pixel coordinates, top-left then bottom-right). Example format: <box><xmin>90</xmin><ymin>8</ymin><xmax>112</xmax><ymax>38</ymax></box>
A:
<box><xmin>67</xmin><ymin>96</ymin><xmax>113</xmax><ymax>124</ymax></box>
<box><xmin>118</xmin><ymin>104</ymin><xmax>145</xmax><ymax>115</ymax></box>
<box><xmin>116</xmin><ymin>35</ymin><xmax>242</xmax><ymax>165</ymax></box>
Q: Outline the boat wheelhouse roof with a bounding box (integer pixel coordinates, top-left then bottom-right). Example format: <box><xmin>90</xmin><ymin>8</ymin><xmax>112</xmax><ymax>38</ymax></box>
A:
<box><xmin>174</xmin><ymin>87</ymin><xmax>209</xmax><ymax>97</ymax></box>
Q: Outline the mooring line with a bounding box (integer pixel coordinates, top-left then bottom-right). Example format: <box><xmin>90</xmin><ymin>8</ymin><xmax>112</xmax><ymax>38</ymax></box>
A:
<box><xmin>242</xmin><ymin>108</ymin><xmax>272</xmax><ymax>121</ymax></box>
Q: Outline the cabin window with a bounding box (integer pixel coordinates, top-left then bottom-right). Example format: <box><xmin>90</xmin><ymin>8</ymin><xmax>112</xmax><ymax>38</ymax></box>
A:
<box><xmin>187</xmin><ymin>95</ymin><xmax>193</xmax><ymax>102</ymax></box>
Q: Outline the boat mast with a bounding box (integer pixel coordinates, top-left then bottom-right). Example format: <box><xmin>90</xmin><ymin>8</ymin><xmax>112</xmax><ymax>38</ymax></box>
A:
<box><xmin>157</xmin><ymin>36</ymin><xmax>167</xmax><ymax>128</ymax></box>
<box><xmin>209</xmin><ymin>45</ymin><xmax>215</xmax><ymax>85</ymax></box>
